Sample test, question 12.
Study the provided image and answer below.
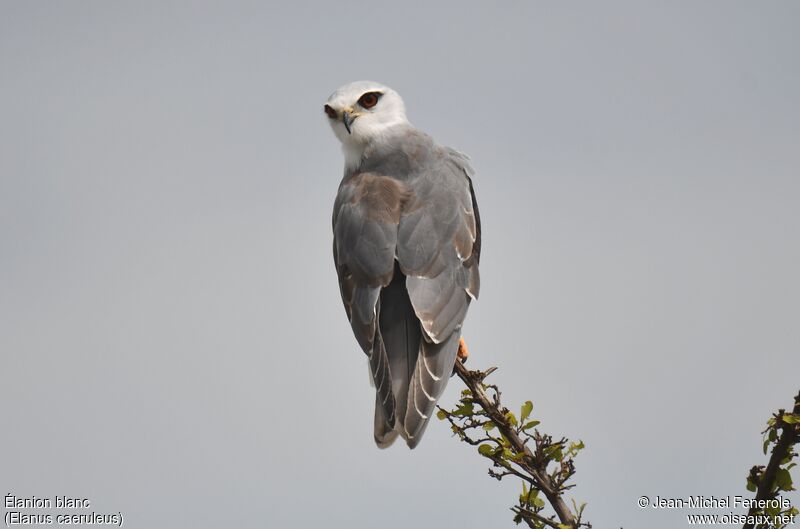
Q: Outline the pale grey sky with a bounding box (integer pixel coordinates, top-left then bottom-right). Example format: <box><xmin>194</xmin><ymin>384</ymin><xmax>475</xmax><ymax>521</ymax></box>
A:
<box><xmin>1</xmin><ymin>2</ymin><xmax>798</xmax><ymax>528</ymax></box>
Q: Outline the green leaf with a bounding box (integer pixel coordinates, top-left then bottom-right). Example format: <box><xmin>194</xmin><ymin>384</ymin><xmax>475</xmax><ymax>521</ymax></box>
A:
<box><xmin>436</xmin><ymin>409</ymin><xmax>447</xmax><ymax>420</ymax></box>
<box><xmin>483</xmin><ymin>421</ymin><xmax>496</xmax><ymax>431</ymax></box>
<box><xmin>454</xmin><ymin>402</ymin><xmax>474</xmax><ymax>416</ymax></box>
<box><xmin>775</xmin><ymin>468</ymin><xmax>793</xmax><ymax>491</ymax></box>
<box><xmin>478</xmin><ymin>444</ymin><xmax>494</xmax><ymax>456</ymax></box>
<box><xmin>520</xmin><ymin>400</ymin><xmax>533</xmax><ymax>421</ymax></box>
<box><xmin>521</xmin><ymin>487</ymin><xmax>543</xmax><ymax>508</ymax></box>
<box><xmin>746</xmin><ymin>478</ymin><xmax>757</xmax><ymax>492</ymax></box>
<box><xmin>565</xmin><ymin>440</ymin><xmax>585</xmax><ymax>458</ymax></box>
<box><xmin>544</xmin><ymin>445</ymin><xmax>564</xmax><ymax>462</ymax></box>
<box><xmin>783</xmin><ymin>413</ymin><xmax>800</xmax><ymax>424</ymax></box>
<box><xmin>522</xmin><ymin>420</ymin><xmax>540</xmax><ymax>431</ymax></box>
<box><xmin>763</xmin><ymin>438</ymin><xmax>770</xmax><ymax>455</ymax></box>
<box><xmin>569</xmin><ymin>440</ymin><xmax>585</xmax><ymax>452</ymax></box>
<box><xmin>505</xmin><ymin>411</ymin><xmax>518</xmax><ymax>427</ymax></box>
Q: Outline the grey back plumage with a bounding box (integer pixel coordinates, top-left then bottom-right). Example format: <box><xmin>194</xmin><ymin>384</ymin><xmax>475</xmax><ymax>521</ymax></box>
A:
<box><xmin>332</xmin><ymin>125</ymin><xmax>481</xmax><ymax>448</ymax></box>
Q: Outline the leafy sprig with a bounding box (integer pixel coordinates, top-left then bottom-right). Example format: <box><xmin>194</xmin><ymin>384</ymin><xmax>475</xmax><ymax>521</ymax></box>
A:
<box><xmin>439</xmin><ymin>363</ymin><xmax>590</xmax><ymax>529</ymax></box>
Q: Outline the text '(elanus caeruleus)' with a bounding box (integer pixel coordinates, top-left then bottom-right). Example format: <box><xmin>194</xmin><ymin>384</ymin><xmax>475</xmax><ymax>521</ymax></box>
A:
<box><xmin>326</xmin><ymin>81</ymin><xmax>481</xmax><ymax>449</ymax></box>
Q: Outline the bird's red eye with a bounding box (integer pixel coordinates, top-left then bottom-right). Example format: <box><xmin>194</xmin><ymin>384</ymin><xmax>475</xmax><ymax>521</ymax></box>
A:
<box><xmin>324</xmin><ymin>104</ymin><xmax>337</xmax><ymax>119</ymax></box>
<box><xmin>357</xmin><ymin>91</ymin><xmax>382</xmax><ymax>109</ymax></box>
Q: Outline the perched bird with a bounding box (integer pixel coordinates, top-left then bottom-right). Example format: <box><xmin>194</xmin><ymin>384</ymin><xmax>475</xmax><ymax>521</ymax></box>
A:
<box><xmin>326</xmin><ymin>81</ymin><xmax>481</xmax><ymax>448</ymax></box>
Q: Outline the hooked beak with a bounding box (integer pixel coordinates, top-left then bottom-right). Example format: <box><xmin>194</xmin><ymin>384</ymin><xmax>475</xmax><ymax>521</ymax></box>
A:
<box><xmin>342</xmin><ymin>111</ymin><xmax>357</xmax><ymax>134</ymax></box>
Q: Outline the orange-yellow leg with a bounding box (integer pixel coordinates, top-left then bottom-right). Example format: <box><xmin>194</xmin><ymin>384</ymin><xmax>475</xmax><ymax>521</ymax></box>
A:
<box><xmin>457</xmin><ymin>337</ymin><xmax>469</xmax><ymax>363</ymax></box>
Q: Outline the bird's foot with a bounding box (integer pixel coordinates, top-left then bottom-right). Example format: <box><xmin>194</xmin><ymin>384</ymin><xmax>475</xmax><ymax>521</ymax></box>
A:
<box><xmin>457</xmin><ymin>337</ymin><xmax>469</xmax><ymax>364</ymax></box>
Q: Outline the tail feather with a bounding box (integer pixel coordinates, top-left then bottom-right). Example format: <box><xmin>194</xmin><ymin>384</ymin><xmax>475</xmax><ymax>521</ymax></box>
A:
<box><xmin>374</xmin><ymin>393</ymin><xmax>399</xmax><ymax>448</ymax></box>
<box><xmin>374</xmin><ymin>265</ymin><xmax>422</xmax><ymax>447</ymax></box>
<box><xmin>369</xmin><ymin>327</ymin><xmax>396</xmax><ymax>428</ymax></box>
<box><xmin>373</xmin><ymin>263</ymin><xmax>462</xmax><ymax>449</ymax></box>
<box><xmin>403</xmin><ymin>331</ymin><xmax>461</xmax><ymax>447</ymax></box>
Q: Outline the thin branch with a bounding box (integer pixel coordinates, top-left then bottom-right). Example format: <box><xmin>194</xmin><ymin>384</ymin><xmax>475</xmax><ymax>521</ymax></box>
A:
<box><xmin>452</xmin><ymin>360</ymin><xmax>579</xmax><ymax>528</ymax></box>
<box><xmin>513</xmin><ymin>506</ymin><xmax>562</xmax><ymax>529</ymax></box>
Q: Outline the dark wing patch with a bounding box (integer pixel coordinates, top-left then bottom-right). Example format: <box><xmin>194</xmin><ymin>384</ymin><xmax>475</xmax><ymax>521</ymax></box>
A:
<box><xmin>464</xmin><ymin>172</ymin><xmax>481</xmax><ymax>299</ymax></box>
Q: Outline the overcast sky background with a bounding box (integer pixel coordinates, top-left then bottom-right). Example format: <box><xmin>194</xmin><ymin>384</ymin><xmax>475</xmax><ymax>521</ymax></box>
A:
<box><xmin>1</xmin><ymin>2</ymin><xmax>798</xmax><ymax>528</ymax></box>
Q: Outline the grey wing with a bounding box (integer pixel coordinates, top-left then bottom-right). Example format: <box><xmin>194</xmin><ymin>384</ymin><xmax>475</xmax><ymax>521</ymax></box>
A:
<box><xmin>397</xmin><ymin>148</ymin><xmax>481</xmax><ymax>446</ymax></box>
<box><xmin>332</xmin><ymin>172</ymin><xmax>409</xmax><ymax>444</ymax></box>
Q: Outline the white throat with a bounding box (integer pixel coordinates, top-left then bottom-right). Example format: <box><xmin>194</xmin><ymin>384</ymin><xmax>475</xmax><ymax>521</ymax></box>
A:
<box><xmin>342</xmin><ymin>141</ymin><xmax>365</xmax><ymax>172</ymax></box>
<box><xmin>340</xmin><ymin>118</ymin><xmax>410</xmax><ymax>173</ymax></box>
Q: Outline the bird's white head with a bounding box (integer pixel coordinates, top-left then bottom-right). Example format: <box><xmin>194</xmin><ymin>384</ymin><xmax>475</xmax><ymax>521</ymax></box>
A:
<box><xmin>324</xmin><ymin>81</ymin><xmax>409</xmax><ymax>169</ymax></box>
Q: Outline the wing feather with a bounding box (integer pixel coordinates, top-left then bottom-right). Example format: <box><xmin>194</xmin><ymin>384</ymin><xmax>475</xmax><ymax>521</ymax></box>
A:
<box><xmin>395</xmin><ymin>147</ymin><xmax>481</xmax><ymax>445</ymax></box>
